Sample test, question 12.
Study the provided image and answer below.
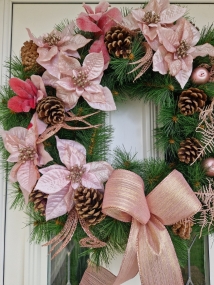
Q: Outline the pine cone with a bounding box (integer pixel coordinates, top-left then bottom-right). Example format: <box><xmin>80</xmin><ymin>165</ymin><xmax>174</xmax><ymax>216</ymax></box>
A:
<box><xmin>36</xmin><ymin>96</ymin><xmax>65</xmax><ymax>125</ymax></box>
<box><xmin>104</xmin><ymin>26</ymin><xmax>132</xmax><ymax>59</ymax></box>
<box><xmin>178</xmin><ymin>87</ymin><xmax>207</xmax><ymax>116</ymax></box>
<box><xmin>172</xmin><ymin>218</ymin><xmax>194</xmax><ymax>239</ymax></box>
<box><xmin>178</xmin><ymin>137</ymin><xmax>201</xmax><ymax>164</ymax></box>
<box><xmin>29</xmin><ymin>190</ymin><xmax>48</xmax><ymax>216</ymax></box>
<box><xmin>74</xmin><ymin>186</ymin><xmax>105</xmax><ymax>226</ymax></box>
<box><xmin>21</xmin><ymin>40</ymin><xmax>44</xmax><ymax>73</ymax></box>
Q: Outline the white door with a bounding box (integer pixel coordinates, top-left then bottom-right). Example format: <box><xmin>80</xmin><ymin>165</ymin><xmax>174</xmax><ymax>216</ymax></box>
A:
<box><xmin>1</xmin><ymin>1</ymin><xmax>214</xmax><ymax>285</ymax></box>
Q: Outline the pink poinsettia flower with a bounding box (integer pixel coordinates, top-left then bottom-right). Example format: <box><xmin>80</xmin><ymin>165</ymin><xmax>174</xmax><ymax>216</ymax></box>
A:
<box><xmin>27</xmin><ymin>22</ymin><xmax>91</xmax><ymax>77</ymax></box>
<box><xmin>131</xmin><ymin>0</ymin><xmax>186</xmax><ymax>50</ymax></box>
<box><xmin>153</xmin><ymin>18</ymin><xmax>214</xmax><ymax>88</ymax></box>
<box><xmin>8</xmin><ymin>75</ymin><xmax>47</xmax><ymax>113</ymax></box>
<box><xmin>0</xmin><ymin>118</ymin><xmax>53</xmax><ymax>202</ymax></box>
<box><xmin>76</xmin><ymin>1</ymin><xmax>122</xmax><ymax>66</ymax></box>
<box><xmin>35</xmin><ymin>136</ymin><xmax>113</xmax><ymax>220</ymax></box>
<box><xmin>56</xmin><ymin>52</ymin><xmax>116</xmax><ymax>111</ymax></box>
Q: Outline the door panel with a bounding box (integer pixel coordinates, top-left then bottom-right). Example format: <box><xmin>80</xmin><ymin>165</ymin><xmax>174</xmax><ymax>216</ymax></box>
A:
<box><xmin>1</xmin><ymin>1</ymin><xmax>214</xmax><ymax>285</ymax></box>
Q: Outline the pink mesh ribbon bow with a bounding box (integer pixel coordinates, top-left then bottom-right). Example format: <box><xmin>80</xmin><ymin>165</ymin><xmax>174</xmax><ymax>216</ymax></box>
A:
<box><xmin>80</xmin><ymin>169</ymin><xmax>201</xmax><ymax>285</ymax></box>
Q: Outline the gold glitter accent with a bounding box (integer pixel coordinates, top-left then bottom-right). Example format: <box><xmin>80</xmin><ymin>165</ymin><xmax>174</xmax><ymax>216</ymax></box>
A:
<box><xmin>18</xmin><ymin>146</ymin><xmax>36</xmax><ymax>163</ymax></box>
<box><xmin>43</xmin><ymin>33</ymin><xmax>61</xmax><ymax>46</ymax></box>
<box><xmin>142</xmin><ymin>11</ymin><xmax>160</xmax><ymax>24</ymax></box>
<box><xmin>128</xmin><ymin>53</ymin><xmax>135</xmax><ymax>60</ymax></box>
<box><xmin>169</xmin><ymin>139</ymin><xmax>175</xmax><ymax>144</ymax></box>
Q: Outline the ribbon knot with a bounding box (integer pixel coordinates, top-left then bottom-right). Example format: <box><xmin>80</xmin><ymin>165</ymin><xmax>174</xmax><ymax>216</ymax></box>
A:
<box><xmin>80</xmin><ymin>169</ymin><xmax>201</xmax><ymax>285</ymax></box>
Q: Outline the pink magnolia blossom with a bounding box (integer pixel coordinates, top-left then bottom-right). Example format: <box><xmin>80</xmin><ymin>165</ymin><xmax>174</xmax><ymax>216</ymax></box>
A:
<box><xmin>0</xmin><ymin>117</ymin><xmax>53</xmax><ymax>202</ymax></box>
<box><xmin>153</xmin><ymin>18</ymin><xmax>214</xmax><ymax>88</ymax></box>
<box><xmin>8</xmin><ymin>75</ymin><xmax>47</xmax><ymax>113</ymax></box>
<box><xmin>27</xmin><ymin>22</ymin><xmax>91</xmax><ymax>77</ymax></box>
<box><xmin>76</xmin><ymin>1</ymin><xmax>122</xmax><ymax>66</ymax></box>
<box><xmin>56</xmin><ymin>52</ymin><xmax>116</xmax><ymax>111</ymax></box>
<box><xmin>131</xmin><ymin>0</ymin><xmax>186</xmax><ymax>50</ymax></box>
<box><xmin>35</xmin><ymin>136</ymin><xmax>113</xmax><ymax>220</ymax></box>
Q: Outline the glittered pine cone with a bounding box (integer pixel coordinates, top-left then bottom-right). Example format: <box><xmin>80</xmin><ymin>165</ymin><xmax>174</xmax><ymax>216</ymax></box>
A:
<box><xmin>104</xmin><ymin>26</ymin><xmax>132</xmax><ymax>59</ymax></box>
<box><xmin>178</xmin><ymin>87</ymin><xmax>207</xmax><ymax>116</ymax></box>
<box><xmin>29</xmin><ymin>190</ymin><xmax>48</xmax><ymax>216</ymax></box>
<box><xmin>74</xmin><ymin>186</ymin><xmax>105</xmax><ymax>226</ymax></box>
<box><xmin>21</xmin><ymin>40</ymin><xmax>45</xmax><ymax>73</ymax></box>
<box><xmin>172</xmin><ymin>218</ymin><xmax>194</xmax><ymax>239</ymax></box>
<box><xmin>36</xmin><ymin>96</ymin><xmax>65</xmax><ymax>125</ymax></box>
<box><xmin>178</xmin><ymin>137</ymin><xmax>201</xmax><ymax>164</ymax></box>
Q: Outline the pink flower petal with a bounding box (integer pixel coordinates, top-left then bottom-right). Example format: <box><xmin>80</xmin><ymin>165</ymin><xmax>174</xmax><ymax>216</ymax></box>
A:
<box><xmin>42</xmin><ymin>71</ymin><xmax>59</xmax><ymax>87</ymax></box>
<box><xmin>83</xmin><ymin>3</ymin><xmax>94</xmax><ymax>14</ymax></box>
<box><xmin>84</xmin><ymin>86</ymin><xmax>116</xmax><ymax>111</ymax></box>
<box><xmin>82</xmin><ymin>171</ymin><xmax>103</xmax><ymax>189</ymax></box>
<box><xmin>39</xmin><ymin>164</ymin><xmax>67</xmax><ymax>175</ymax></box>
<box><xmin>30</xmin><ymin>75</ymin><xmax>47</xmax><ymax>100</ymax></box>
<box><xmin>76</xmin><ymin>13</ymin><xmax>102</xmax><ymax>33</ymax></box>
<box><xmin>61</xmin><ymin>34</ymin><xmax>91</xmax><ymax>53</ymax></box>
<box><xmin>7</xmin><ymin>96</ymin><xmax>31</xmax><ymax>113</ymax></box>
<box><xmin>36</xmin><ymin>143</ymin><xmax>53</xmax><ymax>166</ymax></box>
<box><xmin>56</xmin><ymin>85</ymin><xmax>79</xmax><ymax>110</ymax></box>
<box><xmin>89</xmin><ymin>36</ymin><xmax>110</xmax><ymax>67</ymax></box>
<box><xmin>29</xmin><ymin>113</ymin><xmax>47</xmax><ymax>135</ymax></box>
<box><xmin>59</xmin><ymin>53</ymin><xmax>80</xmax><ymax>76</ymax></box>
<box><xmin>45</xmin><ymin>184</ymin><xmax>71</xmax><ymax>220</ymax></box>
<box><xmin>131</xmin><ymin>9</ymin><xmax>145</xmax><ymax>22</ymax></box>
<box><xmin>160</xmin><ymin>5</ymin><xmax>186</xmax><ymax>24</ymax></box>
<box><xmin>165</xmin><ymin>53</ymin><xmax>182</xmax><ymax>76</ymax></box>
<box><xmin>7</xmin><ymin>152</ymin><xmax>20</xmax><ymax>162</ymax></box>
<box><xmin>17</xmin><ymin>161</ymin><xmax>40</xmax><ymax>193</ymax></box>
<box><xmin>85</xmin><ymin>161</ymin><xmax>113</xmax><ymax>184</ymax></box>
<box><xmin>35</xmin><ymin>168</ymin><xmax>70</xmax><ymax>194</ymax></box>
<box><xmin>97</xmin><ymin>7</ymin><xmax>122</xmax><ymax>34</ymax></box>
<box><xmin>61</xmin><ymin>22</ymin><xmax>75</xmax><ymax>38</ymax></box>
<box><xmin>9</xmin><ymin>162</ymin><xmax>22</xmax><ymax>183</ymax></box>
<box><xmin>1</xmin><ymin>127</ymin><xmax>28</xmax><ymax>153</ymax></box>
<box><xmin>95</xmin><ymin>1</ymin><xmax>110</xmax><ymax>13</ymax></box>
<box><xmin>9</xmin><ymin>77</ymin><xmax>36</xmax><ymax>99</ymax></box>
<box><xmin>158</xmin><ymin>27</ymin><xmax>178</xmax><ymax>53</ymax></box>
<box><xmin>122</xmin><ymin>13</ymin><xmax>139</xmax><ymax>31</ymax></box>
<box><xmin>152</xmin><ymin>46</ymin><xmax>168</xmax><ymax>75</ymax></box>
<box><xmin>26</xmin><ymin>28</ymin><xmax>44</xmax><ymax>47</ymax></box>
<box><xmin>83</xmin><ymin>52</ymin><xmax>104</xmax><ymax>80</ymax></box>
<box><xmin>56</xmin><ymin>136</ymin><xmax>86</xmax><ymax>168</ymax></box>
<box><xmin>191</xmin><ymin>43</ymin><xmax>214</xmax><ymax>59</ymax></box>
<box><xmin>175</xmin><ymin>68</ymin><xmax>192</xmax><ymax>89</ymax></box>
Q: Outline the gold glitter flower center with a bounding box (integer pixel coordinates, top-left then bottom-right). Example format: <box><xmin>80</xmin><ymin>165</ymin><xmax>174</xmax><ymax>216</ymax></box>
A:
<box><xmin>19</xmin><ymin>146</ymin><xmax>36</xmax><ymax>163</ymax></box>
<box><xmin>43</xmin><ymin>33</ymin><xmax>61</xmax><ymax>46</ymax></box>
<box><xmin>177</xmin><ymin>40</ymin><xmax>190</xmax><ymax>59</ymax></box>
<box><xmin>142</xmin><ymin>11</ymin><xmax>160</xmax><ymax>24</ymax></box>
<box><xmin>72</xmin><ymin>71</ymin><xmax>90</xmax><ymax>88</ymax></box>
<box><xmin>67</xmin><ymin>165</ymin><xmax>85</xmax><ymax>183</ymax></box>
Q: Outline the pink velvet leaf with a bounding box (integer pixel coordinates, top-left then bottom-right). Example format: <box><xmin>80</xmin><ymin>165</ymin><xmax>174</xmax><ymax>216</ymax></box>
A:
<box><xmin>89</xmin><ymin>36</ymin><xmax>110</xmax><ymax>67</ymax></box>
<box><xmin>76</xmin><ymin>14</ymin><xmax>102</xmax><ymax>33</ymax></box>
<box><xmin>160</xmin><ymin>5</ymin><xmax>186</xmax><ymax>24</ymax></box>
<box><xmin>17</xmin><ymin>161</ymin><xmax>40</xmax><ymax>193</ymax></box>
<box><xmin>83</xmin><ymin>52</ymin><xmax>104</xmax><ymax>80</ymax></box>
<box><xmin>45</xmin><ymin>185</ymin><xmax>71</xmax><ymax>221</ymax></box>
<box><xmin>97</xmin><ymin>7</ymin><xmax>122</xmax><ymax>34</ymax></box>
<box><xmin>85</xmin><ymin>86</ymin><xmax>116</xmax><ymax>111</ymax></box>
<box><xmin>95</xmin><ymin>1</ymin><xmax>110</xmax><ymax>14</ymax></box>
<box><xmin>175</xmin><ymin>68</ymin><xmax>192</xmax><ymax>89</ymax></box>
<box><xmin>35</xmin><ymin>168</ymin><xmax>70</xmax><ymax>194</ymax></box>
<box><xmin>39</xmin><ymin>164</ymin><xmax>67</xmax><ymax>175</ymax></box>
<box><xmin>191</xmin><ymin>43</ymin><xmax>214</xmax><ymax>59</ymax></box>
<box><xmin>7</xmin><ymin>96</ymin><xmax>32</xmax><ymax>113</ymax></box>
<box><xmin>86</xmin><ymin>161</ymin><xmax>113</xmax><ymax>184</ymax></box>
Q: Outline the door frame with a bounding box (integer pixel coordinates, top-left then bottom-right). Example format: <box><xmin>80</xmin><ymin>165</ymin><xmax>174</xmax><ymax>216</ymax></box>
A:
<box><xmin>1</xmin><ymin>1</ymin><xmax>214</xmax><ymax>285</ymax></box>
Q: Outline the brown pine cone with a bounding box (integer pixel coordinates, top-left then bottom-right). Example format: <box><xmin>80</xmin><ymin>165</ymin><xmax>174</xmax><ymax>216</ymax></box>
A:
<box><xmin>74</xmin><ymin>186</ymin><xmax>105</xmax><ymax>226</ymax></box>
<box><xmin>178</xmin><ymin>137</ymin><xmax>201</xmax><ymax>164</ymax></box>
<box><xmin>21</xmin><ymin>40</ymin><xmax>44</xmax><ymax>73</ymax></box>
<box><xmin>36</xmin><ymin>96</ymin><xmax>65</xmax><ymax>125</ymax></box>
<box><xmin>172</xmin><ymin>218</ymin><xmax>194</xmax><ymax>239</ymax></box>
<box><xmin>104</xmin><ymin>26</ymin><xmax>132</xmax><ymax>59</ymax></box>
<box><xmin>29</xmin><ymin>190</ymin><xmax>48</xmax><ymax>216</ymax></box>
<box><xmin>178</xmin><ymin>87</ymin><xmax>207</xmax><ymax>116</ymax></box>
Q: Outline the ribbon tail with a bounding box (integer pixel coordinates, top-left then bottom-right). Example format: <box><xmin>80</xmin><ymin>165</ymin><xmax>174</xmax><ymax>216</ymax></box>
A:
<box><xmin>113</xmin><ymin>219</ymin><xmax>139</xmax><ymax>285</ymax></box>
<box><xmin>80</xmin><ymin>264</ymin><xmax>116</xmax><ymax>285</ymax></box>
<box><xmin>138</xmin><ymin>216</ymin><xmax>184</xmax><ymax>285</ymax></box>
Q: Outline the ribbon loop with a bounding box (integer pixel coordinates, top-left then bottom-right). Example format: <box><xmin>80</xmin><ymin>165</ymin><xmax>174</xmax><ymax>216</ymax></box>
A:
<box><xmin>81</xmin><ymin>169</ymin><xmax>202</xmax><ymax>285</ymax></box>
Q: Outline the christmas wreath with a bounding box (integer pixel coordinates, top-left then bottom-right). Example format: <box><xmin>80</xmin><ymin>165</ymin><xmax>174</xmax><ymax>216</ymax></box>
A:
<box><xmin>2</xmin><ymin>0</ymin><xmax>214</xmax><ymax>284</ymax></box>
